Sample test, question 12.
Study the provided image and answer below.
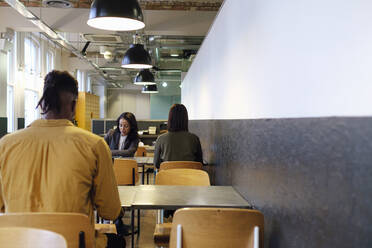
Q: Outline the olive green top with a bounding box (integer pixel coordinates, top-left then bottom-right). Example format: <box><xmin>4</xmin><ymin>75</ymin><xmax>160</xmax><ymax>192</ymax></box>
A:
<box><xmin>153</xmin><ymin>131</ymin><xmax>203</xmax><ymax>168</ymax></box>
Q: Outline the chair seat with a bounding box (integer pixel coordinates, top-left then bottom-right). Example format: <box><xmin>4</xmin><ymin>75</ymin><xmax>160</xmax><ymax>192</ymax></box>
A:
<box><xmin>154</xmin><ymin>222</ymin><xmax>172</xmax><ymax>247</ymax></box>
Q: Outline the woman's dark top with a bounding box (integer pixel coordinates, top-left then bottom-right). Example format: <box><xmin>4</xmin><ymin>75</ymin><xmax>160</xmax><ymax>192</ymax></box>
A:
<box><xmin>104</xmin><ymin>129</ymin><xmax>139</xmax><ymax>157</ymax></box>
<box><xmin>153</xmin><ymin>131</ymin><xmax>203</xmax><ymax>169</ymax></box>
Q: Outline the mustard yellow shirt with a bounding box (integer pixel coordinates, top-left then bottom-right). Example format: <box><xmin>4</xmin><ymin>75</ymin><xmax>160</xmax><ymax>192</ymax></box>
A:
<box><xmin>0</xmin><ymin>119</ymin><xmax>121</xmax><ymax>247</ymax></box>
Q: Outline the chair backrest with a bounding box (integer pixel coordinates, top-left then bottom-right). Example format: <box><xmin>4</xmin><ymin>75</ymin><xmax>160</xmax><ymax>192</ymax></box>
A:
<box><xmin>155</xmin><ymin>169</ymin><xmax>210</xmax><ymax>186</ymax></box>
<box><xmin>169</xmin><ymin>208</ymin><xmax>264</xmax><ymax>248</ymax></box>
<box><xmin>0</xmin><ymin>227</ymin><xmax>67</xmax><ymax>248</ymax></box>
<box><xmin>0</xmin><ymin>213</ymin><xmax>94</xmax><ymax>248</ymax></box>
<box><xmin>113</xmin><ymin>158</ymin><xmax>139</xmax><ymax>185</ymax></box>
<box><xmin>160</xmin><ymin>161</ymin><xmax>203</xmax><ymax>171</ymax></box>
<box><xmin>135</xmin><ymin>146</ymin><xmax>147</xmax><ymax>157</ymax></box>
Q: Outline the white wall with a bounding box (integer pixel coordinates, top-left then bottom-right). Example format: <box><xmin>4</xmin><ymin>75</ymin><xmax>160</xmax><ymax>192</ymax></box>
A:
<box><xmin>182</xmin><ymin>0</ymin><xmax>372</xmax><ymax>120</ymax></box>
<box><xmin>92</xmin><ymin>84</ymin><xmax>106</xmax><ymax>119</ymax></box>
<box><xmin>107</xmin><ymin>89</ymin><xmax>150</xmax><ymax>120</ymax></box>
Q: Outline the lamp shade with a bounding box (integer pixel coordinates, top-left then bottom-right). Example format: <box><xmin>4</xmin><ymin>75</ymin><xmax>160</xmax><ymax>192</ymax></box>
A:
<box><xmin>87</xmin><ymin>0</ymin><xmax>145</xmax><ymax>31</ymax></box>
<box><xmin>122</xmin><ymin>44</ymin><xmax>152</xmax><ymax>69</ymax></box>
<box><xmin>134</xmin><ymin>69</ymin><xmax>155</xmax><ymax>85</ymax></box>
<box><xmin>142</xmin><ymin>84</ymin><xmax>158</xmax><ymax>93</ymax></box>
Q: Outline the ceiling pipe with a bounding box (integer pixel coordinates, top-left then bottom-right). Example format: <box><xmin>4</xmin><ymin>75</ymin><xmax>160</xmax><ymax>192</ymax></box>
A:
<box><xmin>4</xmin><ymin>0</ymin><xmax>120</xmax><ymax>87</ymax></box>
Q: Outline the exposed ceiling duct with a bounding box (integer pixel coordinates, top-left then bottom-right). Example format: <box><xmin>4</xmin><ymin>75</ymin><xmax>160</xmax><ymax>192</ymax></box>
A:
<box><xmin>83</xmin><ymin>34</ymin><xmax>123</xmax><ymax>43</ymax></box>
<box><xmin>1</xmin><ymin>1</ymin><xmax>208</xmax><ymax>90</ymax></box>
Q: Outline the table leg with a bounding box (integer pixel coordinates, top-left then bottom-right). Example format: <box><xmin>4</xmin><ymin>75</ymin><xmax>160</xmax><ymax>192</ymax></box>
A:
<box><xmin>156</xmin><ymin>209</ymin><xmax>164</xmax><ymax>224</ymax></box>
<box><xmin>146</xmin><ymin>168</ymin><xmax>149</xmax><ymax>184</ymax></box>
<box><xmin>131</xmin><ymin>210</ymin><xmax>135</xmax><ymax>248</ymax></box>
<box><xmin>137</xmin><ymin>209</ymin><xmax>140</xmax><ymax>236</ymax></box>
<box><xmin>141</xmin><ymin>164</ymin><xmax>145</xmax><ymax>184</ymax></box>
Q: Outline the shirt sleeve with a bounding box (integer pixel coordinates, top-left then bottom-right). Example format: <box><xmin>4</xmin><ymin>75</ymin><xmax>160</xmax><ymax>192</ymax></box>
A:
<box><xmin>93</xmin><ymin>139</ymin><xmax>122</xmax><ymax>220</ymax></box>
<box><xmin>0</xmin><ymin>140</ymin><xmax>5</xmax><ymax>213</ymax></box>
<box><xmin>153</xmin><ymin>137</ymin><xmax>162</xmax><ymax>169</ymax></box>
<box><xmin>0</xmin><ymin>176</ymin><xmax>4</xmax><ymax>213</ymax></box>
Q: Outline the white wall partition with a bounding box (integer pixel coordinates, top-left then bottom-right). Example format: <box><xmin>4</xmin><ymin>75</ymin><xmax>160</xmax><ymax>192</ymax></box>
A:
<box><xmin>107</xmin><ymin>89</ymin><xmax>150</xmax><ymax>120</ymax></box>
<box><xmin>182</xmin><ymin>0</ymin><xmax>372</xmax><ymax>120</ymax></box>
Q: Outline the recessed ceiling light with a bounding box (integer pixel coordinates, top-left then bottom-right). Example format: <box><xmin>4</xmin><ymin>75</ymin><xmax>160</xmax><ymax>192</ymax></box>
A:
<box><xmin>162</xmin><ymin>82</ymin><xmax>168</xmax><ymax>87</ymax></box>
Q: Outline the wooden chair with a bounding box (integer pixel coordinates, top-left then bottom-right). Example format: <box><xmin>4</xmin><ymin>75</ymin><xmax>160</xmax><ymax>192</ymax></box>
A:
<box><xmin>0</xmin><ymin>227</ymin><xmax>67</xmax><ymax>248</ymax></box>
<box><xmin>113</xmin><ymin>158</ymin><xmax>139</xmax><ymax>186</ymax></box>
<box><xmin>154</xmin><ymin>169</ymin><xmax>210</xmax><ymax>247</ymax></box>
<box><xmin>169</xmin><ymin>208</ymin><xmax>264</xmax><ymax>248</ymax></box>
<box><xmin>155</xmin><ymin>169</ymin><xmax>210</xmax><ymax>186</ymax></box>
<box><xmin>159</xmin><ymin>161</ymin><xmax>203</xmax><ymax>171</ymax></box>
<box><xmin>112</xmin><ymin>158</ymin><xmax>141</xmax><ymax>239</ymax></box>
<box><xmin>135</xmin><ymin>146</ymin><xmax>147</xmax><ymax>157</ymax></box>
<box><xmin>0</xmin><ymin>213</ymin><xmax>94</xmax><ymax>248</ymax></box>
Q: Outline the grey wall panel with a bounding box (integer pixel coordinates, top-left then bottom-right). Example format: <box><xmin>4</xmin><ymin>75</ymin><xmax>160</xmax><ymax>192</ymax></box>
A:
<box><xmin>0</xmin><ymin>117</ymin><xmax>7</xmax><ymax>138</ymax></box>
<box><xmin>189</xmin><ymin>117</ymin><xmax>372</xmax><ymax>248</ymax></box>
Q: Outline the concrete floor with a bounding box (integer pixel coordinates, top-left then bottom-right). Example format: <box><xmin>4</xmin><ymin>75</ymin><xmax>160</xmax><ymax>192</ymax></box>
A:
<box><xmin>123</xmin><ymin>209</ymin><xmax>158</xmax><ymax>248</ymax></box>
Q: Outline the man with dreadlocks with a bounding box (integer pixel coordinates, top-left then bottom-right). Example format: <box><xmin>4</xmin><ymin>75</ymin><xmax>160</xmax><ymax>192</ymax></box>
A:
<box><xmin>0</xmin><ymin>70</ymin><xmax>125</xmax><ymax>248</ymax></box>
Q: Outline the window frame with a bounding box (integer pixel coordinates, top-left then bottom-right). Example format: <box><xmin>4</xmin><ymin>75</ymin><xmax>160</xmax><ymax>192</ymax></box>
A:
<box><xmin>23</xmin><ymin>35</ymin><xmax>41</xmax><ymax>126</ymax></box>
<box><xmin>6</xmin><ymin>50</ymin><xmax>15</xmax><ymax>133</ymax></box>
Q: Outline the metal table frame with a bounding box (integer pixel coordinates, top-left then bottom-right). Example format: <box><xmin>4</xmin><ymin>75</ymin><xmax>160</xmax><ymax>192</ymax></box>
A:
<box><xmin>118</xmin><ymin>185</ymin><xmax>252</xmax><ymax>248</ymax></box>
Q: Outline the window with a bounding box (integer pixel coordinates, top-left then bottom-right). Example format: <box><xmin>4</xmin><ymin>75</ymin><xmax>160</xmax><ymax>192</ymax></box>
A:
<box><xmin>87</xmin><ymin>76</ymin><xmax>92</xmax><ymax>93</ymax></box>
<box><xmin>46</xmin><ymin>50</ymin><xmax>54</xmax><ymax>73</ymax></box>
<box><xmin>24</xmin><ymin>89</ymin><xmax>39</xmax><ymax>127</ymax></box>
<box><xmin>24</xmin><ymin>37</ymin><xmax>39</xmax><ymax>76</ymax></box>
<box><xmin>7</xmin><ymin>86</ymin><xmax>14</xmax><ymax>132</ymax></box>
<box><xmin>77</xmin><ymin>70</ymin><xmax>85</xmax><ymax>92</ymax></box>
<box><xmin>24</xmin><ymin>36</ymin><xmax>41</xmax><ymax>126</ymax></box>
<box><xmin>6</xmin><ymin>51</ymin><xmax>14</xmax><ymax>133</ymax></box>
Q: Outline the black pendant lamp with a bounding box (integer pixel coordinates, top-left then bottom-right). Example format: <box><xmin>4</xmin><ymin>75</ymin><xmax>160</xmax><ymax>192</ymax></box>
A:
<box><xmin>134</xmin><ymin>69</ymin><xmax>156</xmax><ymax>85</ymax></box>
<box><xmin>142</xmin><ymin>84</ymin><xmax>158</xmax><ymax>93</ymax></box>
<box><xmin>122</xmin><ymin>44</ymin><xmax>152</xmax><ymax>69</ymax></box>
<box><xmin>87</xmin><ymin>0</ymin><xmax>145</xmax><ymax>31</ymax></box>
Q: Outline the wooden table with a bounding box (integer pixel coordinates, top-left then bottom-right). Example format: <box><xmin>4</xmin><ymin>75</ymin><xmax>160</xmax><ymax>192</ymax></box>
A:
<box><xmin>117</xmin><ymin>185</ymin><xmax>252</xmax><ymax>248</ymax></box>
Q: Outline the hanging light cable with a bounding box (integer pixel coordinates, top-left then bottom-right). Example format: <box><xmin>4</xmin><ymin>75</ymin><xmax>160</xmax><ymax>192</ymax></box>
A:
<box><xmin>122</xmin><ymin>34</ymin><xmax>152</xmax><ymax>69</ymax></box>
<box><xmin>87</xmin><ymin>0</ymin><xmax>145</xmax><ymax>31</ymax></box>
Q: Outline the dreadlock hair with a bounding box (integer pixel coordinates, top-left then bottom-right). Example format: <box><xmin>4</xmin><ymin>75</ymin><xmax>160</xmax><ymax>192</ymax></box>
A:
<box><xmin>37</xmin><ymin>70</ymin><xmax>78</xmax><ymax>115</ymax></box>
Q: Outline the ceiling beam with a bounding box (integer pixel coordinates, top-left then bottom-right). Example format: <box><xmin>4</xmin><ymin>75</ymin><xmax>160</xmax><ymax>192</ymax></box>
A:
<box><xmin>0</xmin><ymin>0</ymin><xmax>222</xmax><ymax>11</ymax></box>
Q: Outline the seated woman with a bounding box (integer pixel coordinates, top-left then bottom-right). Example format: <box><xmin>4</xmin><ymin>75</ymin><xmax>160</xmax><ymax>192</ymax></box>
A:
<box><xmin>154</xmin><ymin>104</ymin><xmax>203</xmax><ymax>169</ymax></box>
<box><xmin>105</xmin><ymin>112</ymin><xmax>139</xmax><ymax>157</ymax></box>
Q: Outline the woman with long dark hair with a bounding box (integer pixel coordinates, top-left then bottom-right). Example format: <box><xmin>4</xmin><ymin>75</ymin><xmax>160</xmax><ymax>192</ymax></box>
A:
<box><xmin>153</xmin><ymin>104</ymin><xmax>203</xmax><ymax>168</ymax></box>
<box><xmin>104</xmin><ymin>112</ymin><xmax>139</xmax><ymax>157</ymax></box>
